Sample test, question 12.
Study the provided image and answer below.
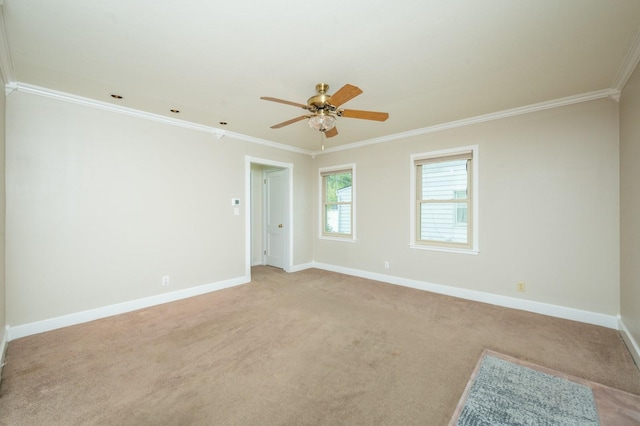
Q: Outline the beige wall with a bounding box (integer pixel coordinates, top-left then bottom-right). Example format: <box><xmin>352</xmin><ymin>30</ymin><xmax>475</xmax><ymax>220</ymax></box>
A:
<box><xmin>620</xmin><ymin>63</ymin><xmax>640</xmax><ymax>345</ymax></box>
<box><xmin>2</xmin><ymin>88</ymin><xmax>626</xmax><ymax>328</ymax></box>
<box><xmin>314</xmin><ymin>98</ymin><xmax>620</xmax><ymax>315</ymax></box>
<box><xmin>5</xmin><ymin>91</ymin><xmax>313</xmax><ymax>326</ymax></box>
<box><xmin>250</xmin><ymin>163</ymin><xmax>265</xmax><ymax>266</ymax></box>
<box><xmin>0</xmin><ymin>85</ymin><xmax>5</xmax><ymax>336</ymax></box>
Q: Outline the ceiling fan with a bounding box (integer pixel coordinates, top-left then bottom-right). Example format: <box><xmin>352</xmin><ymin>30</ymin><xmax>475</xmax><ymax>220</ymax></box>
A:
<box><xmin>260</xmin><ymin>83</ymin><xmax>389</xmax><ymax>138</ymax></box>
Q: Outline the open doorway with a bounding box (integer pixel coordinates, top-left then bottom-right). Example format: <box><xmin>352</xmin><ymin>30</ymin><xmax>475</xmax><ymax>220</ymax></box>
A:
<box><xmin>245</xmin><ymin>156</ymin><xmax>293</xmax><ymax>275</ymax></box>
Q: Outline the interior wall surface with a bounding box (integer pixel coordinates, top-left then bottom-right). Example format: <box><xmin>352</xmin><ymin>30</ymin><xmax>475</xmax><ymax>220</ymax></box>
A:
<box><xmin>250</xmin><ymin>163</ymin><xmax>264</xmax><ymax>266</ymax></box>
<box><xmin>0</xmin><ymin>85</ymin><xmax>6</xmax><ymax>335</ymax></box>
<box><xmin>620</xmin><ymin>62</ymin><xmax>640</xmax><ymax>344</ymax></box>
<box><xmin>314</xmin><ymin>98</ymin><xmax>620</xmax><ymax>315</ymax></box>
<box><xmin>5</xmin><ymin>90</ymin><xmax>313</xmax><ymax>327</ymax></box>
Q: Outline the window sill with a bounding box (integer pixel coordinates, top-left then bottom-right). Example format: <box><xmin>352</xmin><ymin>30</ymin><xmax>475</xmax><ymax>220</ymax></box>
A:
<box><xmin>409</xmin><ymin>244</ymin><xmax>479</xmax><ymax>255</ymax></box>
<box><xmin>319</xmin><ymin>235</ymin><xmax>357</xmax><ymax>243</ymax></box>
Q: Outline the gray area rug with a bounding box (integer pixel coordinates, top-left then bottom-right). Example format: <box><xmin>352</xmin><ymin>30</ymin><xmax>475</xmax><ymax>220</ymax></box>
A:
<box><xmin>454</xmin><ymin>352</ymin><xmax>599</xmax><ymax>425</ymax></box>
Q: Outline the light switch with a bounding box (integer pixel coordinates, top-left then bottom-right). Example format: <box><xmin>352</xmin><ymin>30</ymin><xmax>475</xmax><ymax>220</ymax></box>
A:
<box><xmin>234</xmin><ymin>207</ymin><xmax>240</xmax><ymax>216</ymax></box>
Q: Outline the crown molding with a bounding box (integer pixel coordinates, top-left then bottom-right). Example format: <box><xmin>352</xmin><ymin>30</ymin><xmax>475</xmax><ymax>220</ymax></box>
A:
<box><xmin>0</xmin><ymin>1</ymin><xmax>15</xmax><ymax>85</ymax></box>
<box><xmin>7</xmin><ymin>81</ymin><xmax>620</xmax><ymax>158</ymax></box>
<box><xmin>612</xmin><ymin>27</ymin><xmax>640</xmax><ymax>91</ymax></box>
<box><xmin>314</xmin><ymin>88</ymin><xmax>620</xmax><ymax>155</ymax></box>
<box><xmin>11</xmin><ymin>82</ymin><xmax>313</xmax><ymax>156</ymax></box>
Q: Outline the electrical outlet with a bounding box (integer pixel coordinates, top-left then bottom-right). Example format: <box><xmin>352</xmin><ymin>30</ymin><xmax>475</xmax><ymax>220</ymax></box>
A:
<box><xmin>384</xmin><ymin>261</ymin><xmax>390</xmax><ymax>269</ymax></box>
<box><xmin>162</xmin><ymin>276</ymin><xmax>170</xmax><ymax>286</ymax></box>
<box><xmin>517</xmin><ymin>282</ymin><xmax>526</xmax><ymax>292</ymax></box>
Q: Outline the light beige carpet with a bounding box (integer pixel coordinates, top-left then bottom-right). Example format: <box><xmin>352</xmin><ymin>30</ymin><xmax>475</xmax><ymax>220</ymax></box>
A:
<box><xmin>1</xmin><ymin>266</ymin><xmax>639</xmax><ymax>425</ymax></box>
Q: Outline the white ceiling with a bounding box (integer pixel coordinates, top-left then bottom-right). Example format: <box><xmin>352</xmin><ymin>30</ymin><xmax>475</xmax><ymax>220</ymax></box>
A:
<box><xmin>2</xmin><ymin>1</ymin><xmax>640</xmax><ymax>152</ymax></box>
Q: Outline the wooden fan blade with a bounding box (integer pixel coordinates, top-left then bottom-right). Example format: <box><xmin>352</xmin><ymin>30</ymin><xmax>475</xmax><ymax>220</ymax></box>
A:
<box><xmin>270</xmin><ymin>115</ymin><xmax>309</xmax><ymax>129</ymax></box>
<box><xmin>328</xmin><ymin>84</ymin><xmax>363</xmax><ymax>107</ymax></box>
<box><xmin>340</xmin><ymin>109</ymin><xmax>389</xmax><ymax>121</ymax></box>
<box><xmin>260</xmin><ymin>97</ymin><xmax>309</xmax><ymax>109</ymax></box>
<box><xmin>324</xmin><ymin>127</ymin><xmax>338</xmax><ymax>138</ymax></box>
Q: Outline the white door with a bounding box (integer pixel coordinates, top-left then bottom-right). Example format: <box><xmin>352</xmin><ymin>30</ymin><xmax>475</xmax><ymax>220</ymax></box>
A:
<box><xmin>265</xmin><ymin>169</ymin><xmax>286</xmax><ymax>268</ymax></box>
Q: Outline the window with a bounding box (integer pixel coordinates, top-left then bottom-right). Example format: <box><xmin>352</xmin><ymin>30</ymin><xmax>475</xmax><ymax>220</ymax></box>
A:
<box><xmin>454</xmin><ymin>190</ymin><xmax>468</xmax><ymax>225</ymax></box>
<box><xmin>320</xmin><ymin>164</ymin><xmax>355</xmax><ymax>240</ymax></box>
<box><xmin>410</xmin><ymin>146</ymin><xmax>478</xmax><ymax>253</ymax></box>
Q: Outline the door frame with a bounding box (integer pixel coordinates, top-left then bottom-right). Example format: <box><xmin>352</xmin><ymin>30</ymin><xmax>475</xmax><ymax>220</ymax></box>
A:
<box><xmin>245</xmin><ymin>156</ymin><xmax>293</xmax><ymax>276</ymax></box>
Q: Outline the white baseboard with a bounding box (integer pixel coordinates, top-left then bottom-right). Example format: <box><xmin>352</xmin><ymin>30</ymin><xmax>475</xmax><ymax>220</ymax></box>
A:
<box><xmin>8</xmin><ymin>275</ymin><xmax>251</xmax><ymax>341</ymax></box>
<box><xmin>7</xmin><ymin>264</ymin><xmax>624</xmax><ymax>343</ymax></box>
<box><xmin>618</xmin><ymin>316</ymin><xmax>640</xmax><ymax>368</ymax></box>
<box><xmin>289</xmin><ymin>262</ymin><xmax>314</xmax><ymax>273</ymax></box>
<box><xmin>311</xmin><ymin>262</ymin><xmax>619</xmax><ymax>329</ymax></box>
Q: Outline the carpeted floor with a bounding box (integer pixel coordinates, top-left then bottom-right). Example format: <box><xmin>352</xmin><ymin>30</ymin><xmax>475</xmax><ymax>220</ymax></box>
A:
<box><xmin>1</xmin><ymin>266</ymin><xmax>639</xmax><ymax>425</ymax></box>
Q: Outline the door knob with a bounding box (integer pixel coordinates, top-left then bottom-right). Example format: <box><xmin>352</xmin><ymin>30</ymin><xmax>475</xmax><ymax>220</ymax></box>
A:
<box><xmin>278</xmin><ymin>224</ymin><xmax>283</xmax><ymax>228</ymax></box>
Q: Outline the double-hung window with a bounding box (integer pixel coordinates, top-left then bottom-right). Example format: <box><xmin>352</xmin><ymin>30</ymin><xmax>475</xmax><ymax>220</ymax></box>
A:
<box><xmin>411</xmin><ymin>146</ymin><xmax>478</xmax><ymax>253</ymax></box>
<box><xmin>320</xmin><ymin>164</ymin><xmax>355</xmax><ymax>240</ymax></box>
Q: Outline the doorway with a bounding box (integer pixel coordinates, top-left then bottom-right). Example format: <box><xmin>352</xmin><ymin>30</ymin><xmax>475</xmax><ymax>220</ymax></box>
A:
<box><xmin>245</xmin><ymin>156</ymin><xmax>293</xmax><ymax>275</ymax></box>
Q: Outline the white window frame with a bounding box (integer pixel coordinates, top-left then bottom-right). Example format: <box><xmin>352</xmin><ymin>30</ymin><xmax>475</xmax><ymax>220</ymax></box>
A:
<box><xmin>410</xmin><ymin>146</ymin><xmax>479</xmax><ymax>255</ymax></box>
<box><xmin>319</xmin><ymin>163</ymin><xmax>356</xmax><ymax>242</ymax></box>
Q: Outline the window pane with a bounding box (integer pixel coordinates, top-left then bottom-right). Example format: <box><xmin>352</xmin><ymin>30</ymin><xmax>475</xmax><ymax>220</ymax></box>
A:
<box><xmin>325</xmin><ymin>172</ymin><xmax>352</xmax><ymax>203</ymax></box>
<box><xmin>322</xmin><ymin>167</ymin><xmax>354</xmax><ymax>238</ymax></box>
<box><xmin>456</xmin><ymin>202</ymin><xmax>467</xmax><ymax>224</ymax></box>
<box><xmin>420</xmin><ymin>160</ymin><xmax>467</xmax><ymax>200</ymax></box>
<box><xmin>454</xmin><ymin>192</ymin><xmax>467</xmax><ymax>224</ymax></box>
<box><xmin>325</xmin><ymin>204</ymin><xmax>351</xmax><ymax>235</ymax></box>
<box><xmin>419</xmin><ymin>203</ymin><xmax>468</xmax><ymax>243</ymax></box>
<box><xmin>324</xmin><ymin>205</ymin><xmax>337</xmax><ymax>233</ymax></box>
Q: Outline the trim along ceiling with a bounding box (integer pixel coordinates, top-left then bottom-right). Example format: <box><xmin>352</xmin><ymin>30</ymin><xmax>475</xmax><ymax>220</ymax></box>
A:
<box><xmin>1</xmin><ymin>1</ymin><xmax>640</xmax><ymax>154</ymax></box>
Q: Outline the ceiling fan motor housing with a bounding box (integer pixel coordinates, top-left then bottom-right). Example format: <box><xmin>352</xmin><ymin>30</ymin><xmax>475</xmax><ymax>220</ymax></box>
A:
<box><xmin>307</xmin><ymin>83</ymin><xmax>337</xmax><ymax>112</ymax></box>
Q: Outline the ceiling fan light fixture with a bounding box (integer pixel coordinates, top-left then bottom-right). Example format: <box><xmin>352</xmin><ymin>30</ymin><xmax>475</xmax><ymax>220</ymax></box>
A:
<box><xmin>308</xmin><ymin>113</ymin><xmax>336</xmax><ymax>132</ymax></box>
